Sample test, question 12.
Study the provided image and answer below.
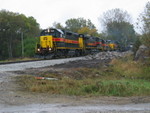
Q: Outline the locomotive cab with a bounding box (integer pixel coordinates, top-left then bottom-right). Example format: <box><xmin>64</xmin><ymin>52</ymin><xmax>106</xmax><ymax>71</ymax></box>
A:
<box><xmin>107</xmin><ymin>40</ymin><xmax>117</xmax><ymax>51</ymax></box>
<box><xmin>36</xmin><ymin>28</ymin><xmax>64</xmax><ymax>55</ymax></box>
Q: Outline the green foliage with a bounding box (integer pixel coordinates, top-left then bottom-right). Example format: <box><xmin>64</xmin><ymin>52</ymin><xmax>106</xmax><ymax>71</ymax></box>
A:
<box><xmin>107</xmin><ymin>21</ymin><xmax>136</xmax><ymax>45</ymax></box>
<box><xmin>52</xmin><ymin>18</ymin><xmax>99</xmax><ymax>37</ymax></box>
<box><xmin>0</xmin><ymin>10</ymin><xmax>40</xmax><ymax>60</ymax></box>
<box><xmin>77</xmin><ymin>27</ymin><xmax>99</xmax><ymax>37</ymax></box>
<box><xmin>65</xmin><ymin>18</ymin><xmax>95</xmax><ymax>32</ymax></box>
<box><xmin>82</xmin><ymin>80</ymin><xmax>150</xmax><ymax>96</ymax></box>
<box><xmin>142</xmin><ymin>2</ymin><xmax>150</xmax><ymax>34</ymax></box>
<box><xmin>24</xmin><ymin>37</ymin><xmax>39</xmax><ymax>57</ymax></box>
<box><xmin>141</xmin><ymin>34</ymin><xmax>150</xmax><ymax>49</ymax></box>
<box><xmin>137</xmin><ymin>2</ymin><xmax>150</xmax><ymax>57</ymax></box>
<box><xmin>65</xmin><ymin>17</ymin><xmax>99</xmax><ymax>36</ymax></box>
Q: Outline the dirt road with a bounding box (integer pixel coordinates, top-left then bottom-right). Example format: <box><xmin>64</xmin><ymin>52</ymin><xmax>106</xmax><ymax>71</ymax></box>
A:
<box><xmin>1</xmin><ymin>102</ymin><xmax>150</xmax><ymax>113</ymax></box>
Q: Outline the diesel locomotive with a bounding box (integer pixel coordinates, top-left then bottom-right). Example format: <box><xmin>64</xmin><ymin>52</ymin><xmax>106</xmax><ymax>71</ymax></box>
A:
<box><xmin>35</xmin><ymin>28</ymin><xmax>118</xmax><ymax>58</ymax></box>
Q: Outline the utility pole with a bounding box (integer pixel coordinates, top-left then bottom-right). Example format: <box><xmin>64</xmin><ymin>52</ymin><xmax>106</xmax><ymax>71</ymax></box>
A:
<box><xmin>21</xmin><ymin>32</ymin><xmax>24</xmax><ymax>57</ymax></box>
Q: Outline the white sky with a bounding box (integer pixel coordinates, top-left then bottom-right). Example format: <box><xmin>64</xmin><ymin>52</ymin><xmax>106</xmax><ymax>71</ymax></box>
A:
<box><xmin>0</xmin><ymin>0</ymin><xmax>149</xmax><ymax>32</ymax></box>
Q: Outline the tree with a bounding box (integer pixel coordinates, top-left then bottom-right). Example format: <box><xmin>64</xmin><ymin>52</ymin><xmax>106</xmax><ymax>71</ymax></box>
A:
<box><xmin>139</xmin><ymin>2</ymin><xmax>150</xmax><ymax>48</ymax></box>
<box><xmin>24</xmin><ymin>36</ymin><xmax>39</xmax><ymax>57</ymax></box>
<box><xmin>142</xmin><ymin>2</ymin><xmax>150</xmax><ymax>34</ymax></box>
<box><xmin>65</xmin><ymin>17</ymin><xmax>98</xmax><ymax>36</ymax></box>
<box><xmin>77</xmin><ymin>27</ymin><xmax>99</xmax><ymax>36</ymax></box>
<box><xmin>65</xmin><ymin>18</ymin><xmax>87</xmax><ymax>32</ymax></box>
<box><xmin>0</xmin><ymin>10</ymin><xmax>40</xmax><ymax>60</ymax></box>
<box><xmin>100</xmin><ymin>8</ymin><xmax>136</xmax><ymax>47</ymax></box>
<box><xmin>101</xmin><ymin>9</ymin><xmax>131</xmax><ymax>26</ymax></box>
<box><xmin>52</xmin><ymin>18</ymin><xmax>99</xmax><ymax>36</ymax></box>
<box><xmin>52</xmin><ymin>22</ymin><xmax>64</xmax><ymax>30</ymax></box>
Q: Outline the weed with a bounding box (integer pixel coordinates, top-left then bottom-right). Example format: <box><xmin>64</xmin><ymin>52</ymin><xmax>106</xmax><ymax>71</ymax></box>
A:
<box><xmin>110</xmin><ymin>56</ymin><xmax>150</xmax><ymax>80</ymax></box>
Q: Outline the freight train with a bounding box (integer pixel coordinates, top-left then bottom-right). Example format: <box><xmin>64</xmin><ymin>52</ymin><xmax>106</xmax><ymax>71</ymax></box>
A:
<box><xmin>35</xmin><ymin>28</ymin><xmax>119</xmax><ymax>58</ymax></box>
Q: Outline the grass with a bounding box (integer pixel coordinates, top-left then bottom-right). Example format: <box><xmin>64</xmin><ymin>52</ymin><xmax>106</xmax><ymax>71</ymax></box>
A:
<box><xmin>16</xmin><ymin>55</ymin><xmax>150</xmax><ymax>97</ymax></box>
<box><xmin>110</xmin><ymin>56</ymin><xmax>150</xmax><ymax>80</ymax></box>
<box><xmin>17</xmin><ymin>75</ymin><xmax>150</xmax><ymax>96</ymax></box>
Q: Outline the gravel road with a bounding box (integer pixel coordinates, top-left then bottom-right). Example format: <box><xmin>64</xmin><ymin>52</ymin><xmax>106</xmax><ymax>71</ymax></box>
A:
<box><xmin>0</xmin><ymin>57</ymin><xmax>85</xmax><ymax>72</ymax></box>
<box><xmin>1</xmin><ymin>103</ymin><xmax>150</xmax><ymax>113</ymax></box>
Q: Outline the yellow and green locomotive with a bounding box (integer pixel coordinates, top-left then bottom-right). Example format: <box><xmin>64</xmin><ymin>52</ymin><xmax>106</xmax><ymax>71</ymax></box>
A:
<box><xmin>106</xmin><ymin>40</ymin><xmax>118</xmax><ymax>51</ymax></box>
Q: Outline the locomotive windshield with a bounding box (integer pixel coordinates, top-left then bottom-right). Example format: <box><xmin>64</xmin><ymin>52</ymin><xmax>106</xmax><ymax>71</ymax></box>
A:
<box><xmin>40</xmin><ymin>29</ymin><xmax>55</xmax><ymax>36</ymax></box>
<box><xmin>40</xmin><ymin>29</ymin><xmax>63</xmax><ymax>37</ymax></box>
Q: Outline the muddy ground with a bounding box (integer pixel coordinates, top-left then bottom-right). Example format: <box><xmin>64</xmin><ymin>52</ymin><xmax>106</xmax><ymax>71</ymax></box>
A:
<box><xmin>0</xmin><ymin>53</ymin><xmax>150</xmax><ymax>112</ymax></box>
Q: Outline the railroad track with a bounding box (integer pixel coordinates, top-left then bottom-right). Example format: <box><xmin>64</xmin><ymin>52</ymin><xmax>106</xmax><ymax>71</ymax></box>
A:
<box><xmin>0</xmin><ymin>59</ymin><xmax>44</xmax><ymax>65</ymax></box>
<box><xmin>0</xmin><ymin>56</ymin><xmax>82</xmax><ymax>65</ymax></box>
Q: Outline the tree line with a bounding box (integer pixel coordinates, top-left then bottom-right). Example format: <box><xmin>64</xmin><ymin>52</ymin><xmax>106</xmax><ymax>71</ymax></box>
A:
<box><xmin>0</xmin><ymin>1</ymin><xmax>149</xmax><ymax>60</ymax></box>
<box><xmin>0</xmin><ymin>10</ymin><xmax>40</xmax><ymax>60</ymax></box>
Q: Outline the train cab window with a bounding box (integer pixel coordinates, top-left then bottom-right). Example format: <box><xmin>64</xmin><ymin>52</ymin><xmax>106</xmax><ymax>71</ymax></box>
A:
<box><xmin>66</xmin><ymin>32</ymin><xmax>72</xmax><ymax>38</ymax></box>
<box><xmin>79</xmin><ymin>34</ymin><xmax>84</xmax><ymax>38</ymax></box>
<box><xmin>49</xmin><ymin>29</ymin><xmax>56</xmax><ymax>37</ymax></box>
<box><xmin>40</xmin><ymin>29</ymin><xmax>52</xmax><ymax>36</ymax></box>
<box><xmin>40</xmin><ymin>30</ymin><xmax>48</xmax><ymax>36</ymax></box>
<box><xmin>40</xmin><ymin>29</ymin><xmax>61</xmax><ymax>38</ymax></box>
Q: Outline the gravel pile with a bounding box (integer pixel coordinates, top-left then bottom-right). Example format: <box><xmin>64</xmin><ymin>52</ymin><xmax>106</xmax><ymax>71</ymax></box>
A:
<box><xmin>86</xmin><ymin>51</ymin><xmax>132</xmax><ymax>60</ymax></box>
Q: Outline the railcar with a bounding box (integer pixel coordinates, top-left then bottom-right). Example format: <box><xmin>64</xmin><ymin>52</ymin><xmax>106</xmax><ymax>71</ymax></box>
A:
<box><xmin>106</xmin><ymin>40</ymin><xmax>117</xmax><ymax>51</ymax></box>
<box><xmin>101</xmin><ymin>40</ymin><xmax>109</xmax><ymax>51</ymax></box>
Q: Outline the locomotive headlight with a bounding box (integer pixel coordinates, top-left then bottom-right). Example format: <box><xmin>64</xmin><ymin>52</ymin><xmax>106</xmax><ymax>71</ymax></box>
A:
<box><xmin>49</xmin><ymin>48</ymin><xmax>52</xmax><ymax>51</ymax></box>
<box><xmin>37</xmin><ymin>48</ymin><xmax>40</xmax><ymax>52</ymax></box>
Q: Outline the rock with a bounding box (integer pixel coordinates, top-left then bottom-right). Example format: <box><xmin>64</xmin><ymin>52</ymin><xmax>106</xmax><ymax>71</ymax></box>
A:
<box><xmin>86</xmin><ymin>51</ymin><xmax>131</xmax><ymax>60</ymax></box>
<box><xmin>134</xmin><ymin>45</ymin><xmax>149</xmax><ymax>61</ymax></box>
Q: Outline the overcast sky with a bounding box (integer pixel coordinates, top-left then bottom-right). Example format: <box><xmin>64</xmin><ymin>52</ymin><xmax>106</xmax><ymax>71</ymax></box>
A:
<box><xmin>0</xmin><ymin>0</ymin><xmax>149</xmax><ymax>32</ymax></box>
